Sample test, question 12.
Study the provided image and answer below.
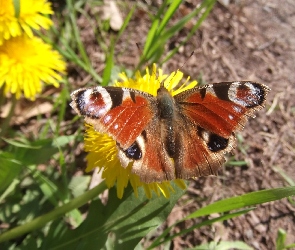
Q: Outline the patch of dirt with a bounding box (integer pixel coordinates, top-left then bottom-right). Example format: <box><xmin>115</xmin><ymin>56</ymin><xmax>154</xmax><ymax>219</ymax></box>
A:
<box><xmin>72</xmin><ymin>0</ymin><xmax>295</xmax><ymax>249</ymax></box>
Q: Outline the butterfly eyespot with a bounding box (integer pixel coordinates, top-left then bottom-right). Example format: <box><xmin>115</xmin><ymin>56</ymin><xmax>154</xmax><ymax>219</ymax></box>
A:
<box><xmin>228</xmin><ymin>82</ymin><xmax>267</xmax><ymax>108</ymax></box>
<box><xmin>123</xmin><ymin>142</ymin><xmax>142</xmax><ymax>160</ymax></box>
<box><xmin>207</xmin><ymin>134</ymin><xmax>229</xmax><ymax>152</ymax></box>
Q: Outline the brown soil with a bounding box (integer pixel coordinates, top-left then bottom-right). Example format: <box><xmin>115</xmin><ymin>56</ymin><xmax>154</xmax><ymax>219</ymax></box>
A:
<box><xmin>71</xmin><ymin>0</ymin><xmax>295</xmax><ymax>249</ymax></box>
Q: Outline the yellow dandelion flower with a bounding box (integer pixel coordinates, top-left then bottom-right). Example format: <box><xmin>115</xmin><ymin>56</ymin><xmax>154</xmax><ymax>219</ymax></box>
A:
<box><xmin>0</xmin><ymin>34</ymin><xmax>66</xmax><ymax>100</ymax></box>
<box><xmin>18</xmin><ymin>0</ymin><xmax>53</xmax><ymax>37</ymax></box>
<box><xmin>0</xmin><ymin>0</ymin><xmax>22</xmax><ymax>45</ymax></box>
<box><xmin>0</xmin><ymin>0</ymin><xmax>53</xmax><ymax>45</ymax></box>
<box><xmin>84</xmin><ymin>64</ymin><xmax>197</xmax><ymax>199</ymax></box>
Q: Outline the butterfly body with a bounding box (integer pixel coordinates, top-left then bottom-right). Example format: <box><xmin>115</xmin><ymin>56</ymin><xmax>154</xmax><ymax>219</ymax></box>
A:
<box><xmin>71</xmin><ymin>81</ymin><xmax>269</xmax><ymax>183</ymax></box>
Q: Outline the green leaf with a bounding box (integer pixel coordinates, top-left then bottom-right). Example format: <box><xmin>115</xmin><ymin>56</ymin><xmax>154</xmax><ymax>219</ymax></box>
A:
<box><xmin>162</xmin><ymin>0</ymin><xmax>216</xmax><ymax>63</ymax></box>
<box><xmin>0</xmin><ymin>152</ymin><xmax>22</xmax><ymax>194</ymax></box>
<box><xmin>5</xmin><ymin>136</ymin><xmax>73</xmax><ymax>167</ymax></box>
<box><xmin>276</xmin><ymin>228</ymin><xmax>287</xmax><ymax>250</ymax></box>
<box><xmin>28</xmin><ymin>165</ymin><xmax>60</xmax><ymax>206</ymax></box>
<box><xmin>194</xmin><ymin>240</ymin><xmax>253</xmax><ymax>250</ymax></box>
<box><xmin>68</xmin><ymin>175</ymin><xmax>91</xmax><ymax>198</ymax></box>
<box><xmin>2</xmin><ymin>137</ymin><xmax>40</xmax><ymax>149</ymax></box>
<box><xmin>139</xmin><ymin>0</ymin><xmax>217</xmax><ymax>68</ymax></box>
<box><xmin>53</xmin><ymin>135</ymin><xmax>76</xmax><ymax>148</ymax></box>
<box><xmin>187</xmin><ymin>187</ymin><xmax>295</xmax><ymax>219</ymax></box>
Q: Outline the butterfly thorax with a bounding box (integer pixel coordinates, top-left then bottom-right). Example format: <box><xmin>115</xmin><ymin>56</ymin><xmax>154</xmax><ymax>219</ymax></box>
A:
<box><xmin>156</xmin><ymin>86</ymin><xmax>178</xmax><ymax>158</ymax></box>
<box><xmin>157</xmin><ymin>86</ymin><xmax>176</xmax><ymax>119</ymax></box>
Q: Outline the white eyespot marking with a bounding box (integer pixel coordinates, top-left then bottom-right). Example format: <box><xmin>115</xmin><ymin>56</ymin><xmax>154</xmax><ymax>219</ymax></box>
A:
<box><xmin>122</xmin><ymin>90</ymin><xmax>131</xmax><ymax>101</ymax></box>
<box><xmin>136</xmin><ymin>135</ymin><xmax>145</xmax><ymax>157</ymax></box>
<box><xmin>228</xmin><ymin>114</ymin><xmax>234</xmax><ymax>120</ymax></box>
<box><xmin>82</xmin><ymin>89</ymin><xmax>93</xmax><ymax>105</ymax></box>
<box><xmin>118</xmin><ymin>148</ymin><xmax>131</xmax><ymax>168</ymax></box>
<box><xmin>200</xmin><ymin>130</ymin><xmax>210</xmax><ymax>143</ymax></box>
<box><xmin>94</xmin><ymin>87</ymin><xmax>112</xmax><ymax>116</ymax></box>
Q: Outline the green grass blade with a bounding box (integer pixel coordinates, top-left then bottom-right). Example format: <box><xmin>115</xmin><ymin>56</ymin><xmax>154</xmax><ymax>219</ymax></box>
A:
<box><xmin>101</xmin><ymin>39</ymin><xmax>115</xmax><ymax>86</ymax></box>
<box><xmin>117</xmin><ymin>6</ymin><xmax>135</xmax><ymax>41</ymax></box>
<box><xmin>162</xmin><ymin>0</ymin><xmax>216</xmax><ymax>63</ymax></box>
<box><xmin>187</xmin><ymin>187</ymin><xmax>295</xmax><ymax>219</ymax></box>
<box><xmin>273</xmin><ymin>166</ymin><xmax>295</xmax><ymax>186</ymax></box>
<box><xmin>148</xmin><ymin>208</ymin><xmax>254</xmax><ymax>249</ymax></box>
<box><xmin>141</xmin><ymin>0</ymin><xmax>180</xmax><ymax>67</ymax></box>
<box><xmin>156</xmin><ymin>0</ymin><xmax>182</xmax><ymax>37</ymax></box>
<box><xmin>160</xmin><ymin>1</ymin><xmax>205</xmax><ymax>41</ymax></box>
<box><xmin>12</xmin><ymin>0</ymin><xmax>20</xmax><ymax>18</ymax></box>
<box><xmin>143</xmin><ymin>0</ymin><xmax>169</xmax><ymax>57</ymax></box>
<box><xmin>276</xmin><ymin>228</ymin><xmax>287</xmax><ymax>250</ymax></box>
<box><xmin>142</xmin><ymin>19</ymin><xmax>160</xmax><ymax>59</ymax></box>
<box><xmin>66</xmin><ymin>0</ymin><xmax>91</xmax><ymax>68</ymax></box>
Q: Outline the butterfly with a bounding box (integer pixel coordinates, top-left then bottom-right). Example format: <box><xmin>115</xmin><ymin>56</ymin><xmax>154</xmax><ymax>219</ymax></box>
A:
<box><xmin>70</xmin><ymin>80</ymin><xmax>270</xmax><ymax>183</ymax></box>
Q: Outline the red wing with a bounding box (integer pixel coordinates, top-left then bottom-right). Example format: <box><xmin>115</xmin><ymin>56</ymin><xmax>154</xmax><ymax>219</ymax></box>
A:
<box><xmin>175</xmin><ymin>81</ymin><xmax>270</xmax><ymax>138</ymax></box>
<box><xmin>71</xmin><ymin>86</ymin><xmax>156</xmax><ymax>148</ymax></box>
<box><xmin>117</xmin><ymin>119</ymin><xmax>176</xmax><ymax>183</ymax></box>
<box><xmin>173</xmin><ymin>118</ymin><xmax>236</xmax><ymax>179</ymax></box>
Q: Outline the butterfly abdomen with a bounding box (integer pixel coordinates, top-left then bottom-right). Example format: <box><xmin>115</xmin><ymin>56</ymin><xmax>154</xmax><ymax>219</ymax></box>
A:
<box><xmin>156</xmin><ymin>86</ymin><xmax>179</xmax><ymax>158</ymax></box>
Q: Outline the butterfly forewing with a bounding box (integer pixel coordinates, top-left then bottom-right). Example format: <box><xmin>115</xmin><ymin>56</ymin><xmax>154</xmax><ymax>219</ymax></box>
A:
<box><xmin>71</xmin><ymin>86</ymin><xmax>157</xmax><ymax>148</ymax></box>
<box><xmin>175</xmin><ymin>81</ymin><xmax>270</xmax><ymax>138</ymax></box>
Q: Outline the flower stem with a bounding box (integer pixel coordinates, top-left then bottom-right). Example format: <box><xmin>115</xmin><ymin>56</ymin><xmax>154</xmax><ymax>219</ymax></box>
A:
<box><xmin>0</xmin><ymin>181</ymin><xmax>107</xmax><ymax>243</ymax></box>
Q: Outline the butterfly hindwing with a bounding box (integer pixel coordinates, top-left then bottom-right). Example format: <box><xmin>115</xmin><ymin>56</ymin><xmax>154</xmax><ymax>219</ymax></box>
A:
<box><xmin>171</xmin><ymin>115</ymin><xmax>234</xmax><ymax>179</ymax></box>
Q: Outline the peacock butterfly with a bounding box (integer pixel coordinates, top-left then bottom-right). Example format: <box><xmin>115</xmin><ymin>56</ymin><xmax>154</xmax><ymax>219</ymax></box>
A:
<box><xmin>70</xmin><ymin>80</ymin><xmax>270</xmax><ymax>183</ymax></box>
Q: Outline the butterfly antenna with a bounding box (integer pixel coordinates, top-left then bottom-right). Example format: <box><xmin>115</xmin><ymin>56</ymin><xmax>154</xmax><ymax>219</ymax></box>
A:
<box><xmin>180</xmin><ymin>51</ymin><xmax>194</xmax><ymax>71</ymax></box>
<box><xmin>136</xmin><ymin>43</ymin><xmax>143</xmax><ymax>55</ymax></box>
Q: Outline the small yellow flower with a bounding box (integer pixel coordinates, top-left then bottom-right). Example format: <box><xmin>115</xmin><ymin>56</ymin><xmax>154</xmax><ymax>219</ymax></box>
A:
<box><xmin>0</xmin><ymin>34</ymin><xmax>66</xmax><ymax>100</ymax></box>
<box><xmin>0</xmin><ymin>0</ymin><xmax>53</xmax><ymax>45</ymax></box>
<box><xmin>84</xmin><ymin>64</ymin><xmax>198</xmax><ymax>199</ymax></box>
